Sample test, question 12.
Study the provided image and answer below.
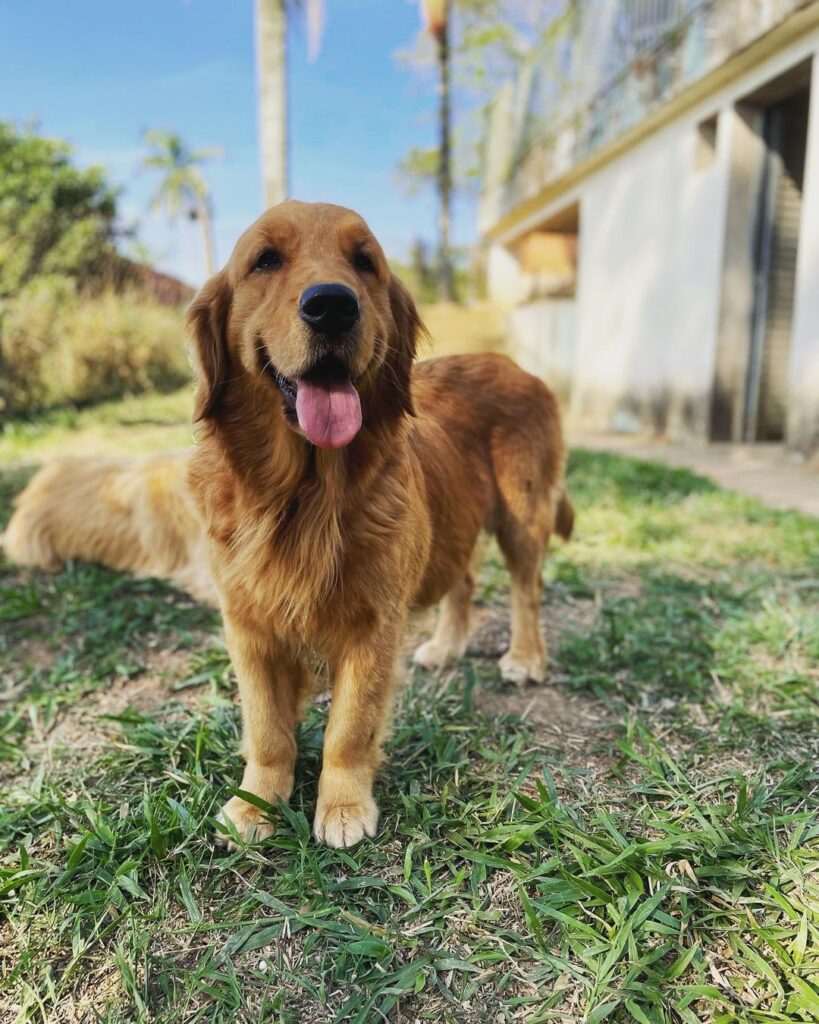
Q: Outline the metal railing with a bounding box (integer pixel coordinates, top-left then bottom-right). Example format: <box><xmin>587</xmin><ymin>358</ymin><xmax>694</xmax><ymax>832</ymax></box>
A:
<box><xmin>480</xmin><ymin>0</ymin><xmax>811</xmax><ymax>232</ymax></box>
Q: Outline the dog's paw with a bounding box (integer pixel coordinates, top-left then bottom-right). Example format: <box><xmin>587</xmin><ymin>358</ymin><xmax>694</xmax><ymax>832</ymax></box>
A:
<box><xmin>412</xmin><ymin>638</ymin><xmax>465</xmax><ymax>670</ymax></box>
<box><xmin>216</xmin><ymin>796</ymin><xmax>275</xmax><ymax>849</ymax></box>
<box><xmin>313</xmin><ymin>797</ymin><xmax>379</xmax><ymax>849</ymax></box>
<box><xmin>499</xmin><ymin>651</ymin><xmax>546</xmax><ymax>685</ymax></box>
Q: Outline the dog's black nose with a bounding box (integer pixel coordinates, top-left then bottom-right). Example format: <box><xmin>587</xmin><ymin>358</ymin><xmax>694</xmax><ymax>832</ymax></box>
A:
<box><xmin>299</xmin><ymin>283</ymin><xmax>360</xmax><ymax>336</ymax></box>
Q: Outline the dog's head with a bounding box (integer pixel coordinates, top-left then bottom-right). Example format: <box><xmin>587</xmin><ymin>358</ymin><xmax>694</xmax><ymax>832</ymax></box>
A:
<box><xmin>187</xmin><ymin>201</ymin><xmax>423</xmax><ymax>448</ymax></box>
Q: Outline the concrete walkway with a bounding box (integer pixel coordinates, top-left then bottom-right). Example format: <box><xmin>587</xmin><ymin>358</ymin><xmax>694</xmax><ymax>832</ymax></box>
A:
<box><xmin>574</xmin><ymin>435</ymin><xmax>819</xmax><ymax>518</ymax></box>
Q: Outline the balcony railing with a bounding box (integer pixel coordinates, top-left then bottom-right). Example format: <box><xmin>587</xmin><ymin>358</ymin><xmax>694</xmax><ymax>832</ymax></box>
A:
<box><xmin>479</xmin><ymin>0</ymin><xmax>811</xmax><ymax>233</ymax></box>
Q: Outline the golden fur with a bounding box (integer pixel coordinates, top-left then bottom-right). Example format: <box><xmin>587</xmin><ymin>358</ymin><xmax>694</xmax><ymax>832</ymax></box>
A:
<box><xmin>3</xmin><ymin>453</ymin><xmax>217</xmax><ymax>606</ymax></box>
<box><xmin>3</xmin><ymin>201</ymin><xmax>573</xmax><ymax>850</ymax></box>
<box><xmin>186</xmin><ymin>201</ymin><xmax>573</xmax><ymax>849</ymax></box>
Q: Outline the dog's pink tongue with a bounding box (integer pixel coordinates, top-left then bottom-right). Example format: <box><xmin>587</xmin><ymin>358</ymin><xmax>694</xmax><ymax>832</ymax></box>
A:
<box><xmin>295</xmin><ymin>376</ymin><xmax>362</xmax><ymax>448</ymax></box>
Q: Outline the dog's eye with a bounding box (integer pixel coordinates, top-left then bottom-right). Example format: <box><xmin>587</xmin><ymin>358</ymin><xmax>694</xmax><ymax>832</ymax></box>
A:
<box><xmin>253</xmin><ymin>249</ymin><xmax>282</xmax><ymax>273</ymax></box>
<box><xmin>353</xmin><ymin>251</ymin><xmax>376</xmax><ymax>275</ymax></box>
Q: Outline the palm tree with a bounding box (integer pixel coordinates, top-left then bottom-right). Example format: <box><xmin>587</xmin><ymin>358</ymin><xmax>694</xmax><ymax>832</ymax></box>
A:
<box><xmin>140</xmin><ymin>129</ymin><xmax>222</xmax><ymax>276</ymax></box>
<box><xmin>254</xmin><ymin>0</ymin><xmax>324</xmax><ymax>209</ymax></box>
<box><xmin>421</xmin><ymin>0</ymin><xmax>455</xmax><ymax>301</ymax></box>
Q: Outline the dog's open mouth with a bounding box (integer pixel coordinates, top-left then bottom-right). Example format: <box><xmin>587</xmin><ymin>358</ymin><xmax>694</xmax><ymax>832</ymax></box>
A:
<box><xmin>263</xmin><ymin>353</ymin><xmax>362</xmax><ymax>449</ymax></box>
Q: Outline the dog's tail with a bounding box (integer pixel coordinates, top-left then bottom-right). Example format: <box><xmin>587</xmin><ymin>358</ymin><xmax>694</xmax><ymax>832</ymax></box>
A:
<box><xmin>554</xmin><ymin>491</ymin><xmax>574</xmax><ymax>541</ymax></box>
<box><xmin>2</xmin><ymin>452</ymin><xmax>218</xmax><ymax>606</ymax></box>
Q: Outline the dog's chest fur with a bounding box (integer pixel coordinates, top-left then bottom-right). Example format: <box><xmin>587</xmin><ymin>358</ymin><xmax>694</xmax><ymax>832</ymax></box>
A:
<box><xmin>190</xmin><ymin>430</ymin><xmax>429</xmax><ymax>650</ymax></box>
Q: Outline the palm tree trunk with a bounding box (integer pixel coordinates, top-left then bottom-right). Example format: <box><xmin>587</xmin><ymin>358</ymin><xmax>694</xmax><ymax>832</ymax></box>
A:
<box><xmin>436</xmin><ymin>12</ymin><xmax>455</xmax><ymax>302</ymax></box>
<box><xmin>255</xmin><ymin>0</ymin><xmax>288</xmax><ymax>208</ymax></box>
<box><xmin>199</xmin><ymin>204</ymin><xmax>217</xmax><ymax>277</ymax></box>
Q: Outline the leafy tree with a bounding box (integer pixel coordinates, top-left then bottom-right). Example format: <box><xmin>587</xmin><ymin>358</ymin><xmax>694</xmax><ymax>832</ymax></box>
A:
<box><xmin>0</xmin><ymin>121</ymin><xmax>119</xmax><ymax>299</ymax></box>
<box><xmin>453</xmin><ymin>0</ymin><xmax>574</xmax><ymax>98</ymax></box>
<box><xmin>420</xmin><ymin>0</ymin><xmax>456</xmax><ymax>301</ymax></box>
<box><xmin>396</xmin><ymin>146</ymin><xmax>439</xmax><ymax>197</ymax></box>
<box><xmin>411</xmin><ymin>238</ymin><xmax>437</xmax><ymax>301</ymax></box>
<box><xmin>398</xmin><ymin>0</ymin><xmax>578</xmax><ymax>277</ymax></box>
<box><xmin>140</xmin><ymin>129</ymin><xmax>222</xmax><ymax>276</ymax></box>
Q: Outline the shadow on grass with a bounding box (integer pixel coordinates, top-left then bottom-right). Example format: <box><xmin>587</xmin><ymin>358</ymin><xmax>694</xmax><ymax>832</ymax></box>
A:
<box><xmin>553</xmin><ymin>451</ymin><xmax>819</xmax><ymax>760</ymax></box>
<box><xmin>567</xmin><ymin>448</ymin><xmax>718</xmax><ymax>507</ymax></box>
<box><xmin>558</xmin><ymin>571</ymin><xmax>744</xmax><ymax>704</ymax></box>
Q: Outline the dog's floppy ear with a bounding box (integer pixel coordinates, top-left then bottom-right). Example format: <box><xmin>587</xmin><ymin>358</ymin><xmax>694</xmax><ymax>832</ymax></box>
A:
<box><xmin>385</xmin><ymin>274</ymin><xmax>424</xmax><ymax>418</ymax></box>
<box><xmin>187</xmin><ymin>271</ymin><xmax>232</xmax><ymax>422</ymax></box>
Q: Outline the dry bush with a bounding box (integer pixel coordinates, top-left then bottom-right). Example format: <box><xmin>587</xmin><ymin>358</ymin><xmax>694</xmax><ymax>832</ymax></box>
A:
<box><xmin>0</xmin><ymin>277</ymin><xmax>190</xmax><ymax>416</ymax></box>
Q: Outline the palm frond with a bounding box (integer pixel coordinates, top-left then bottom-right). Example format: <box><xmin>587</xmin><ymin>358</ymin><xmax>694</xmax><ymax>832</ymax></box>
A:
<box><xmin>140</xmin><ymin>126</ymin><xmax>220</xmax><ymax>218</ymax></box>
<box><xmin>189</xmin><ymin>145</ymin><xmax>225</xmax><ymax>164</ymax></box>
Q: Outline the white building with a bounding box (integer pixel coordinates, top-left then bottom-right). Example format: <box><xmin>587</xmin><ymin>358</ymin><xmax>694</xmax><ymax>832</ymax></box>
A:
<box><xmin>481</xmin><ymin>0</ymin><xmax>819</xmax><ymax>456</ymax></box>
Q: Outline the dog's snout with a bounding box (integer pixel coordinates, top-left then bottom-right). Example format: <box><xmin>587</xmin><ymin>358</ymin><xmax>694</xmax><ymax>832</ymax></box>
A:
<box><xmin>299</xmin><ymin>283</ymin><xmax>360</xmax><ymax>337</ymax></box>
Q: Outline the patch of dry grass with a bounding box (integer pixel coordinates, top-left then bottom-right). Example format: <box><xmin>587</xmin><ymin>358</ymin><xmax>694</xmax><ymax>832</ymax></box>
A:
<box><xmin>0</xmin><ymin>281</ymin><xmax>190</xmax><ymax>418</ymax></box>
<box><xmin>419</xmin><ymin>302</ymin><xmax>506</xmax><ymax>359</ymax></box>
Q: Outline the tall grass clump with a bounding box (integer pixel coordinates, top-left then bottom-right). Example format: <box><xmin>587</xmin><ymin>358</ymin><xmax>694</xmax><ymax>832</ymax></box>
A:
<box><xmin>0</xmin><ymin>276</ymin><xmax>191</xmax><ymax>416</ymax></box>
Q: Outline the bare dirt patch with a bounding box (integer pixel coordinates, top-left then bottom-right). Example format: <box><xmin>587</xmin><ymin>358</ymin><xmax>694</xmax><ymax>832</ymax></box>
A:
<box><xmin>4</xmin><ymin>643</ymin><xmax>214</xmax><ymax>789</ymax></box>
<box><xmin>409</xmin><ymin>592</ymin><xmax>620</xmax><ymax>780</ymax></box>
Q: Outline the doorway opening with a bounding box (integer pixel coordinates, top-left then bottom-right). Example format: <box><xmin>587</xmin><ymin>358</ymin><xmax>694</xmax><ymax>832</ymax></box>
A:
<box><xmin>744</xmin><ymin>79</ymin><xmax>810</xmax><ymax>440</ymax></box>
<box><xmin>710</xmin><ymin>59</ymin><xmax>811</xmax><ymax>442</ymax></box>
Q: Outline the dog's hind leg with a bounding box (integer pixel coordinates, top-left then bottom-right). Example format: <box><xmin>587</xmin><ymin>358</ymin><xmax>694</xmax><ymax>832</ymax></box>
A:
<box><xmin>496</xmin><ymin>515</ymin><xmax>549</xmax><ymax>685</ymax></box>
<box><xmin>488</xmin><ymin>413</ymin><xmax>561</xmax><ymax>685</ymax></box>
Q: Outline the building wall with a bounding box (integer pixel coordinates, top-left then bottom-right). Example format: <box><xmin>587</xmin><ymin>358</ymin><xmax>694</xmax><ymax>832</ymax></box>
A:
<box><xmin>508</xmin><ymin>299</ymin><xmax>577</xmax><ymax>404</ymax></box>
<box><xmin>569</xmin><ymin>104</ymin><xmax>730</xmax><ymax>439</ymax></box>
<box><xmin>488</xmin><ymin>23</ymin><xmax>819</xmax><ymax>453</ymax></box>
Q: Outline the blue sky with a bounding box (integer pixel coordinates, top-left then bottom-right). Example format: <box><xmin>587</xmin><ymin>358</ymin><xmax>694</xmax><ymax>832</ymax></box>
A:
<box><xmin>0</xmin><ymin>0</ymin><xmax>476</xmax><ymax>284</ymax></box>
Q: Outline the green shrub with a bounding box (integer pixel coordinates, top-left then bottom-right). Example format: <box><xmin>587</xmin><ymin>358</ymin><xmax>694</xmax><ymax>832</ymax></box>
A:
<box><xmin>0</xmin><ymin>278</ymin><xmax>191</xmax><ymax>416</ymax></box>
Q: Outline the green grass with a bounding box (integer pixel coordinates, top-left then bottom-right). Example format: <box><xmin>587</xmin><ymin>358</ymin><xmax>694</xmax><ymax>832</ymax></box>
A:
<box><xmin>1</xmin><ymin>411</ymin><xmax>818</xmax><ymax>1023</ymax></box>
<box><xmin>0</xmin><ymin>386</ymin><xmax>194</xmax><ymax>463</ymax></box>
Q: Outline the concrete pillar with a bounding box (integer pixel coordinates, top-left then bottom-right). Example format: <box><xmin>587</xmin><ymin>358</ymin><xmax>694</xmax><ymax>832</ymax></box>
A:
<box><xmin>485</xmin><ymin>242</ymin><xmax>526</xmax><ymax>308</ymax></box>
<box><xmin>710</xmin><ymin>104</ymin><xmax>768</xmax><ymax>441</ymax></box>
<box><xmin>788</xmin><ymin>55</ymin><xmax>819</xmax><ymax>457</ymax></box>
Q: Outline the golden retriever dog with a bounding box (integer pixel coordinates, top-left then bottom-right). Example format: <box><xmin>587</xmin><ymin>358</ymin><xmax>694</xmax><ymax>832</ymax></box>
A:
<box><xmin>3</xmin><ymin>453</ymin><xmax>217</xmax><ymax>606</ymax></box>
<box><xmin>187</xmin><ymin>200</ymin><xmax>573</xmax><ymax>849</ymax></box>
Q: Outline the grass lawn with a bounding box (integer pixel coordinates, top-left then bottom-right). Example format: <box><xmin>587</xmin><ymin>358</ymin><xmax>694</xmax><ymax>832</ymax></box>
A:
<box><xmin>1</xmin><ymin>387</ymin><xmax>818</xmax><ymax>1024</ymax></box>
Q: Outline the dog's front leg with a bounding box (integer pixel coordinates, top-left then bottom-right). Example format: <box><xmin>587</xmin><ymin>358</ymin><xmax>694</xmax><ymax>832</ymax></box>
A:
<box><xmin>314</xmin><ymin>629</ymin><xmax>402</xmax><ymax>848</ymax></box>
<box><xmin>217</xmin><ymin>617</ymin><xmax>309</xmax><ymax>847</ymax></box>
